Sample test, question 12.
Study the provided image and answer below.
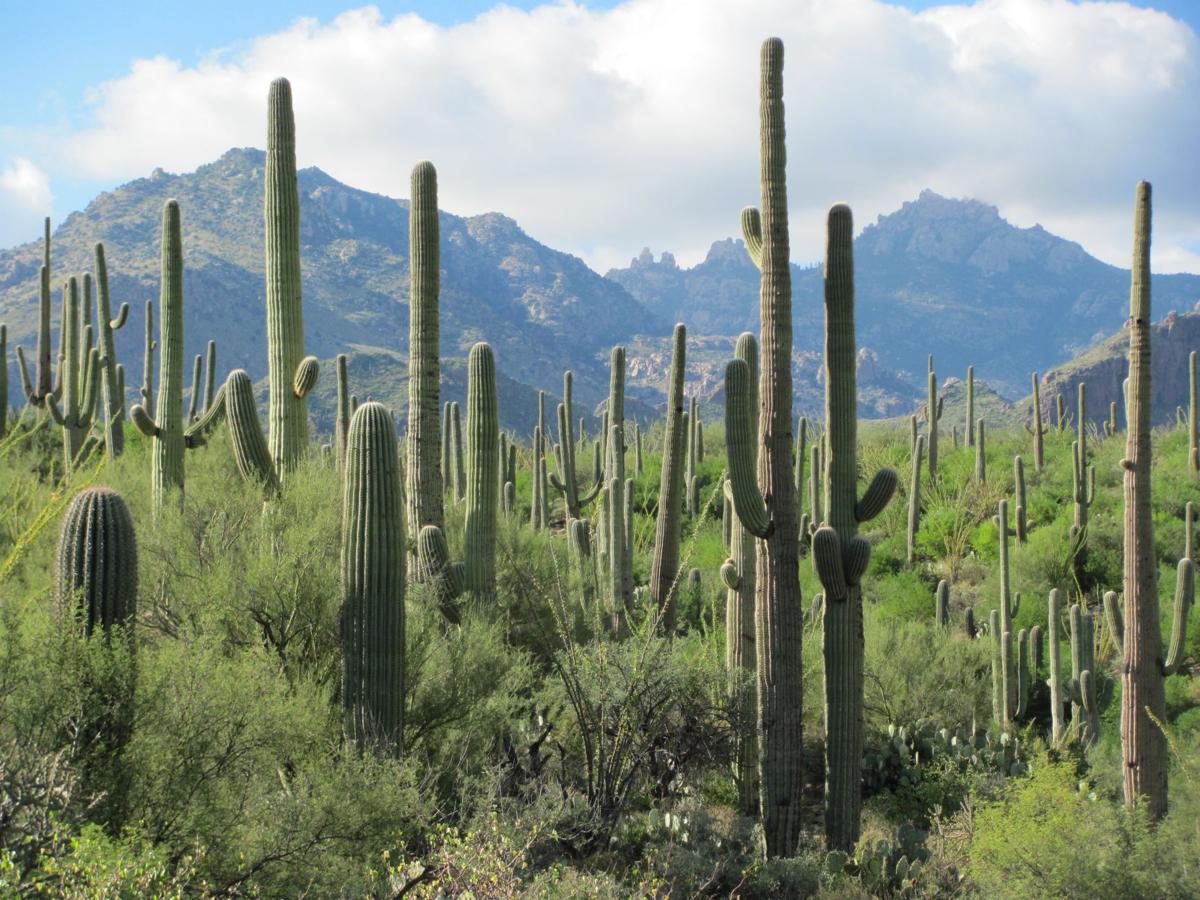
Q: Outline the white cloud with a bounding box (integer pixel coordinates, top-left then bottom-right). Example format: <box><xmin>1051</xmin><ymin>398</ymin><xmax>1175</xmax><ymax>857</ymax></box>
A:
<box><xmin>16</xmin><ymin>0</ymin><xmax>1200</xmax><ymax>273</ymax></box>
<box><xmin>0</xmin><ymin>157</ymin><xmax>52</xmax><ymax>247</ymax></box>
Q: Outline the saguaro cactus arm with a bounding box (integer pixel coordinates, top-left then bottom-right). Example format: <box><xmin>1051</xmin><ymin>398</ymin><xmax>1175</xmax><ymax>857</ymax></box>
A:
<box><xmin>723</xmin><ymin>358</ymin><xmax>771</xmax><ymax>538</ymax></box>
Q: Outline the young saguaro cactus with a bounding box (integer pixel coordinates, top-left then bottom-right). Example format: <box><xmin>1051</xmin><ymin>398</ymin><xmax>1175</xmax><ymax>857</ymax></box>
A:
<box><xmin>264</xmin><ymin>77</ymin><xmax>319</xmax><ymax>480</ymax></box>
<box><xmin>720</xmin><ymin>331</ymin><xmax>759</xmax><ymax>816</ymax></box>
<box><xmin>406</xmin><ymin>160</ymin><xmax>444</xmax><ymax>568</ymax></box>
<box><xmin>47</xmin><ymin>277</ymin><xmax>101</xmax><ymax>469</ymax></box>
<box><xmin>1029</xmin><ymin>372</ymin><xmax>1046</xmax><ymax>472</ymax></box>
<box><xmin>0</xmin><ymin>324</ymin><xmax>7</xmax><ymax>438</ymax></box>
<box><xmin>57</xmin><ymin>487</ymin><xmax>138</xmax><ymax>634</ymax></box>
<box><xmin>1189</xmin><ymin>350</ymin><xmax>1197</xmax><ymax>479</ymax></box>
<box><xmin>1014</xmin><ymin>456</ymin><xmax>1028</xmax><ymax>543</ymax></box>
<box><xmin>602</xmin><ymin>346</ymin><xmax>633</xmax><ymax>612</ymax></box>
<box><xmin>907</xmin><ymin>434</ymin><xmax>924</xmax><ymax>565</ymax></box>
<box><xmin>340</xmin><ymin>402</ymin><xmax>405</xmax><ymax>753</ymax></box>
<box><xmin>141</xmin><ymin>300</ymin><xmax>155</xmax><ymax>414</ymax></box>
<box><xmin>93</xmin><ymin>244</ymin><xmax>131</xmax><ymax>458</ymax></box>
<box><xmin>810</xmin><ymin>203</ymin><xmax>900</xmax><ymax>853</ymax></box>
<box><xmin>722</xmin><ymin>39</ymin><xmax>810</xmax><ymax>858</ymax></box>
<box><xmin>935</xmin><ymin>579</ymin><xmax>949</xmax><ymax>628</ymax></box>
<box><xmin>924</xmin><ymin>363</ymin><xmax>944</xmax><ymax>481</ymax></box>
<box><xmin>975</xmin><ymin>419</ymin><xmax>986</xmax><ymax>483</ymax></box>
<box><xmin>463</xmin><ymin>343</ymin><xmax>499</xmax><ymax>602</ymax></box>
<box><xmin>15</xmin><ymin>217</ymin><xmax>55</xmax><ymax>410</ymax></box>
<box><xmin>965</xmin><ymin>366</ymin><xmax>975</xmax><ymax>447</ymax></box>
<box><xmin>651</xmin><ymin>323</ymin><xmax>687</xmax><ymax>632</ymax></box>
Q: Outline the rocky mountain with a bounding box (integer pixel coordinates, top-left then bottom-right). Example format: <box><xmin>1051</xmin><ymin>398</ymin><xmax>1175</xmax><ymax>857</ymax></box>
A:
<box><xmin>1034</xmin><ymin>309</ymin><xmax>1200</xmax><ymax>428</ymax></box>
<box><xmin>0</xmin><ymin>148</ymin><xmax>669</xmax><ymax>434</ymax></box>
<box><xmin>607</xmin><ymin>190</ymin><xmax>1200</xmax><ymax>399</ymax></box>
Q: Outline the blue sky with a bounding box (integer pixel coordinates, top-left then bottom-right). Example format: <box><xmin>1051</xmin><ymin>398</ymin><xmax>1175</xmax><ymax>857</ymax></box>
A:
<box><xmin>1</xmin><ymin>1</ymin><xmax>1198</xmax><ymax>272</ymax></box>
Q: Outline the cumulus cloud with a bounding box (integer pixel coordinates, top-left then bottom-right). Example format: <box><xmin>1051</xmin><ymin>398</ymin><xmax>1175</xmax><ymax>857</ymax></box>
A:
<box><xmin>19</xmin><ymin>0</ymin><xmax>1200</xmax><ymax>273</ymax></box>
<box><xmin>0</xmin><ymin>157</ymin><xmax>52</xmax><ymax>247</ymax></box>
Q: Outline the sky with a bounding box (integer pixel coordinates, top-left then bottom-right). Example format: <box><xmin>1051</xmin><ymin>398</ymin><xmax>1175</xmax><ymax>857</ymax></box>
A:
<box><xmin>1</xmin><ymin>0</ymin><xmax>1198</xmax><ymax>275</ymax></box>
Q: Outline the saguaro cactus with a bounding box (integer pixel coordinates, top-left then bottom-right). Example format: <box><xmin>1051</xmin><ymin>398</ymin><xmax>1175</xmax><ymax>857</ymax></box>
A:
<box><xmin>722</xmin><ymin>39</ymin><xmax>811</xmax><ymax>858</ymax></box>
<box><xmin>47</xmin><ymin>277</ymin><xmax>100</xmax><ymax>469</ymax></box>
<box><xmin>975</xmin><ymin>419</ymin><xmax>986</xmax><ymax>483</ymax></box>
<box><xmin>601</xmin><ymin>346</ymin><xmax>632</xmax><ymax>612</ymax></box>
<box><xmin>651</xmin><ymin>323</ymin><xmax>687</xmax><ymax>631</ymax></box>
<box><xmin>463</xmin><ymin>343</ymin><xmax>498</xmax><ymax>602</ymax></box>
<box><xmin>340</xmin><ymin>402</ymin><xmax>405</xmax><ymax>753</ymax></box>
<box><xmin>925</xmin><ymin>363</ymin><xmax>943</xmax><ymax>481</ymax></box>
<box><xmin>965</xmin><ymin>366</ymin><xmax>975</xmax><ymax>447</ymax></box>
<box><xmin>550</xmin><ymin>371</ymin><xmax>601</xmax><ymax>519</ymax></box>
<box><xmin>810</xmin><ymin>204</ymin><xmax>900</xmax><ymax>853</ymax></box>
<box><xmin>406</xmin><ymin>160</ymin><xmax>443</xmax><ymax>566</ymax></box>
<box><xmin>1014</xmin><ymin>456</ymin><xmax>1028</xmax><ymax>543</ymax></box>
<box><xmin>336</xmin><ymin>354</ymin><xmax>351</xmax><ymax>473</ymax></box>
<box><xmin>1119</xmin><ymin>181</ymin><xmax>1170</xmax><ymax>818</ymax></box>
<box><xmin>1189</xmin><ymin>350</ymin><xmax>1197</xmax><ymax>479</ymax></box>
<box><xmin>720</xmin><ymin>332</ymin><xmax>759</xmax><ymax>816</ymax></box>
<box><xmin>0</xmin><ymin>324</ymin><xmax>6</xmax><ymax>438</ymax></box>
<box><xmin>264</xmin><ymin>77</ymin><xmax>318</xmax><ymax>480</ymax></box>
<box><xmin>1029</xmin><ymin>372</ymin><xmax>1045</xmax><ymax>472</ymax></box>
<box><xmin>934</xmin><ymin>580</ymin><xmax>949</xmax><ymax>628</ymax></box>
<box><xmin>93</xmin><ymin>244</ymin><xmax>130</xmax><ymax>457</ymax></box>
<box><xmin>907</xmin><ymin>434</ymin><xmax>924</xmax><ymax>565</ymax></box>
<box><xmin>15</xmin><ymin>217</ymin><xmax>55</xmax><ymax>410</ymax></box>
<box><xmin>57</xmin><ymin>486</ymin><xmax>138</xmax><ymax>633</ymax></box>
<box><xmin>141</xmin><ymin>300</ymin><xmax>155</xmax><ymax>414</ymax></box>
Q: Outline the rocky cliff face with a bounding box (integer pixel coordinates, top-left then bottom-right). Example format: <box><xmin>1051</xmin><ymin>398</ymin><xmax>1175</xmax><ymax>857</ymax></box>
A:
<box><xmin>1036</xmin><ymin>308</ymin><xmax>1200</xmax><ymax>428</ymax></box>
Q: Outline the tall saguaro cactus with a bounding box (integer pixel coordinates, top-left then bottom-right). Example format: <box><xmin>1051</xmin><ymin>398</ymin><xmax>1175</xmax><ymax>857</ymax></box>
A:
<box><xmin>550</xmin><ymin>371</ymin><xmax>601</xmax><ymax>519</ymax></box>
<box><xmin>720</xmin><ymin>332</ymin><xmax>759</xmax><ymax>816</ymax></box>
<box><xmin>47</xmin><ymin>277</ymin><xmax>100</xmax><ymax>469</ymax></box>
<box><xmin>264</xmin><ymin>77</ymin><xmax>318</xmax><ymax>480</ymax></box>
<box><xmin>464</xmin><ymin>343</ymin><xmax>499</xmax><ymax>602</ymax></box>
<box><xmin>1189</xmin><ymin>350</ymin><xmax>1197</xmax><ymax>479</ymax></box>
<box><xmin>1119</xmin><ymin>180</ymin><xmax>1175</xmax><ymax>820</ymax></box>
<box><xmin>93</xmin><ymin>244</ymin><xmax>130</xmax><ymax>457</ymax></box>
<box><xmin>340</xmin><ymin>402</ymin><xmax>405</xmax><ymax>753</ymax></box>
<box><xmin>965</xmin><ymin>366</ymin><xmax>975</xmax><ymax>447</ymax></box>
<box><xmin>651</xmin><ymin>324</ymin><xmax>687</xmax><ymax>633</ymax></box>
<box><xmin>1030</xmin><ymin>372</ymin><xmax>1045</xmax><ymax>471</ymax></box>
<box><xmin>406</xmin><ymin>160</ymin><xmax>444</xmax><ymax>569</ymax></box>
<box><xmin>810</xmin><ymin>204</ymin><xmax>899</xmax><ymax>853</ymax></box>
<box><xmin>925</xmin><ymin>363</ymin><xmax>943</xmax><ymax>480</ymax></box>
<box><xmin>723</xmin><ymin>39</ymin><xmax>808</xmax><ymax>858</ymax></box>
<box><xmin>907</xmin><ymin>434</ymin><xmax>924</xmax><ymax>565</ymax></box>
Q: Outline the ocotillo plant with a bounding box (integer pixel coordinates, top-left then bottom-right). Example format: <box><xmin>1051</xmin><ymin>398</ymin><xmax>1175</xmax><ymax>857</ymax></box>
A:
<box><xmin>925</xmin><ymin>363</ymin><xmax>943</xmax><ymax>480</ymax></box>
<box><xmin>907</xmin><ymin>434</ymin><xmax>924</xmax><ymax>565</ymax></box>
<box><xmin>406</xmin><ymin>160</ymin><xmax>443</xmax><ymax>567</ymax></box>
<box><xmin>57</xmin><ymin>487</ymin><xmax>138</xmax><ymax>634</ymax></box>
<box><xmin>15</xmin><ymin>217</ymin><xmax>54</xmax><ymax>409</ymax></box>
<box><xmin>336</xmin><ymin>355</ymin><xmax>350</xmax><ymax>473</ymax></box>
<box><xmin>720</xmin><ymin>331</ymin><xmax>759</xmax><ymax>816</ymax></box>
<box><xmin>93</xmin><ymin>243</ymin><xmax>130</xmax><ymax>457</ymax></box>
<box><xmin>47</xmin><ymin>278</ymin><xmax>100</xmax><ymax>470</ymax></box>
<box><xmin>1119</xmin><ymin>182</ymin><xmax>1172</xmax><ymax>819</ymax></box>
<box><xmin>550</xmin><ymin>371</ymin><xmax>601</xmax><ymax>519</ymax></box>
<box><xmin>1014</xmin><ymin>456</ymin><xmax>1028</xmax><ymax>543</ymax></box>
<box><xmin>965</xmin><ymin>366</ymin><xmax>975</xmax><ymax>447</ymax></box>
<box><xmin>1190</xmin><ymin>350</ymin><xmax>1197</xmax><ymax>479</ymax></box>
<box><xmin>651</xmin><ymin>323</ymin><xmax>687</xmax><ymax>632</ymax></box>
<box><xmin>340</xmin><ymin>402</ymin><xmax>405</xmax><ymax>754</ymax></box>
<box><xmin>1029</xmin><ymin>372</ymin><xmax>1045</xmax><ymax>471</ymax></box>
<box><xmin>264</xmin><ymin>78</ymin><xmax>319</xmax><ymax>480</ymax></box>
<box><xmin>810</xmin><ymin>203</ymin><xmax>900</xmax><ymax>853</ymax></box>
<box><xmin>975</xmin><ymin>419</ymin><xmax>986</xmax><ymax>483</ymax></box>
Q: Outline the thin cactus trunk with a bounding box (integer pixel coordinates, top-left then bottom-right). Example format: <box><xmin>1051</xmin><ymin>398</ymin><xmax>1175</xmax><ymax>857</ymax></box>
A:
<box><xmin>94</xmin><ymin>243</ymin><xmax>129</xmax><ymax>457</ymax></box>
<box><xmin>651</xmin><ymin>324</ymin><xmax>687</xmax><ymax>633</ymax></box>
<box><xmin>1031</xmin><ymin>372</ymin><xmax>1044</xmax><ymax>471</ymax></box>
<box><xmin>907</xmin><ymin>434</ymin><xmax>924</xmax><ymax>565</ymax></box>
<box><xmin>965</xmin><ymin>366</ymin><xmax>975</xmax><ymax>447</ymax></box>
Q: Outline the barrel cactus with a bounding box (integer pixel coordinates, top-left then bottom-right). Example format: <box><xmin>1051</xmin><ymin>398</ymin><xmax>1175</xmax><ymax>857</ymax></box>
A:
<box><xmin>57</xmin><ymin>487</ymin><xmax>138</xmax><ymax>633</ymax></box>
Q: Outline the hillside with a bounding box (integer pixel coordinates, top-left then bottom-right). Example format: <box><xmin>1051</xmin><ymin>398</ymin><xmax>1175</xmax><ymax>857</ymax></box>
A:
<box><xmin>608</xmin><ymin>190</ymin><xmax>1200</xmax><ymax>397</ymax></box>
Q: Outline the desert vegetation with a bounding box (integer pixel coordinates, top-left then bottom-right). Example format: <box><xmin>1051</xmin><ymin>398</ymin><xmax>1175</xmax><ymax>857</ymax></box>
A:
<box><xmin>0</xmin><ymin>37</ymin><xmax>1197</xmax><ymax>899</ymax></box>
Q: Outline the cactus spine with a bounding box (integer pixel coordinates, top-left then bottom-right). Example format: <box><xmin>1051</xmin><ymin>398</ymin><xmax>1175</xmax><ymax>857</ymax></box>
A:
<box><xmin>93</xmin><ymin>244</ymin><xmax>130</xmax><ymax>457</ymax></box>
<box><xmin>721</xmin><ymin>331</ymin><xmax>759</xmax><ymax>816</ymax></box>
<box><xmin>340</xmin><ymin>402</ymin><xmax>405</xmax><ymax>753</ymax></box>
<box><xmin>907</xmin><ymin>434</ymin><xmax>924</xmax><ymax>565</ymax></box>
<box><xmin>810</xmin><ymin>203</ymin><xmax>900</xmax><ymax>853</ymax></box>
<box><xmin>651</xmin><ymin>324</ymin><xmax>687</xmax><ymax>632</ymax></box>
<box><xmin>265</xmin><ymin>78</ymin><xmax>318</xmax><ymax>480</ymax></box>
<box><xmin>406</xmin><ymin>161</ymin><xmax>444</xmax><ymax>568</ymax></box>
